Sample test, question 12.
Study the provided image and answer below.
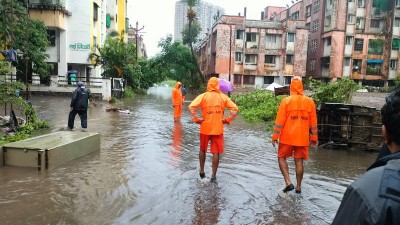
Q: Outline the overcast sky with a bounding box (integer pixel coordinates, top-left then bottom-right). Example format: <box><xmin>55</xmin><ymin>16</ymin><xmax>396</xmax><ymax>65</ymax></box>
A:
<box><xmin>127</xmin><ymin>0</ymin><xmax>288</xmax><ymax>57</ymax></box>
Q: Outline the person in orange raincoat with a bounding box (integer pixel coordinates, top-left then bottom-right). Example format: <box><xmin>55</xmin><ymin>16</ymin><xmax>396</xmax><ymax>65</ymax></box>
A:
<box><xmin>172</xmin><ymin>81</ymin><xmax>184</xmax><ymax>122</ymax></box>
<box><xmin>272</xmin><ymin>77</ymin><xmax>318</xmax><ymax>193</ymax></box>
<box><xmin>188</xmin><ymin>77</ymin><xmax>239</xmax><ymax>181</ymax></box>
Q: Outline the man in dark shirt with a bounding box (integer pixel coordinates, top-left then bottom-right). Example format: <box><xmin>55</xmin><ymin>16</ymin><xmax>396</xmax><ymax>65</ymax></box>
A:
<box><xmin>332</xmin><ymin>87</ymin><xmax>400</xmax><ymax>224</ymax></box>
<box><xmin>68</xmin><ymin>81</ymin><xmax>90</xmax><ymax>131</ymax></box>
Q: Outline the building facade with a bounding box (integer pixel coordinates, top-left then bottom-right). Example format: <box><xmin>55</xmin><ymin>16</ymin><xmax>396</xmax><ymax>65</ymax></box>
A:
<box><xmin>174</xmin><ymin>0</ymin><xmax>225</xmax><ymax>42</ymax></box>
<box><xmin>198</xmin><ymin>14</ymin><xmax>309</xmax><ymax>87</ymax></box>
<box><xmin>106</xmin><ymin>0</ymin><xmax>128</xmax><ymax>40</ymax></box>
<box><xmin>198</xmin><ymin>0</ymin><xmax>400</xmax><ymax>87</ymax></box>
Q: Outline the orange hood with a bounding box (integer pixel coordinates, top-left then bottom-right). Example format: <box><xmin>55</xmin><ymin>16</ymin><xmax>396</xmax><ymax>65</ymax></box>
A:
<box><xmin>206</xmin><ymin>77</ymin><xmax>221</xmax><ymax>93</ymax></box>
<box><xmin>290</xmin><ymin>78</ymin><xmax>304</xmax><ymax>95</ymax></box>
<box><xmin>174</xmin><ymin>81</ymin><xmax>182</xmax><ymax>89</ymax></box>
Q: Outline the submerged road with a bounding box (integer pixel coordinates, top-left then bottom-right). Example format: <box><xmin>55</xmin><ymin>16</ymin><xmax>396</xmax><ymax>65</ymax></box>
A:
<box><xmin>0</xmin><ymin>87</ymin><xmax>377</xmax><ymax>224</ymax></box>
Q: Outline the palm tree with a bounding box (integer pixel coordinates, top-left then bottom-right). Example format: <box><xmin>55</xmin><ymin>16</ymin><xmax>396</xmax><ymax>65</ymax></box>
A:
<box><xmin>183</xmin><ymin>0</ymin><xmax>205</xmax><ymax>83</ymax></box>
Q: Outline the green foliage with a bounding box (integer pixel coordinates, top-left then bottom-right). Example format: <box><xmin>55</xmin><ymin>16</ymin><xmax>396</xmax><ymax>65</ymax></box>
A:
<box><xmin>156</xmin><ymin>35</ymin><xmax>201</xmax><ymax>89</ymax></box>
<box><xmin>0</xmin><ymin>0</ymin><xmax>52</xmax><ymax>81</ymax></box>
<box><xmin>231</xmin><ymin>91</ymin><xmax>284</xmax><ymax>124</ymax></box>
<box><xmin>312</xmin><ymin>78</ymin><xmax>359</xmax><ymax>105</ymax></box>
<box><xmin>395</xmin><ymin>76</ymin><xmax>400</xmax><ymax>87</ymax></box>
<box><xmin>0</xmin><ymin>80</ymin><xmax>25</xmax><ymax>105</ymax></box>
<box><xmin>368</xmin><ymin>39</ymin><xmax>384</xmax><ymax>55</ymax></box>
<box><xmin>0</xmin><ymin>61</ymin><xmax>12</xmax><ymax>75</ymax></box>
<box><xmin>302</xmin><ymin>76</ymin><xmax>323</xmax><ymax>91</ymax></box>
<box><xmin>123</xmin><ymin>86</ymin><xmax>135</xmax><ymax>98</ymax></box>
<box><xmin>182</xmin><ymin>20</ymin><xmax>202</xmax><ymax>45</ymax></box>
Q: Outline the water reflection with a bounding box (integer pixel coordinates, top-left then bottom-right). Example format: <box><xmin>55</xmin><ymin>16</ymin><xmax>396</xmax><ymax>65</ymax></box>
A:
<box><xmin>170</xmin><ymin>122</ymin><xmax>183</xmax><ymax>166</ymax></box>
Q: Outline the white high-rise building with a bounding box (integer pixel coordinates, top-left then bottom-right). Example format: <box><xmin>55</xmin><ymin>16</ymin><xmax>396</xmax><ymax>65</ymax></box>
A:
<box><xmin>174</xmin><ymin>0</ymin><xmax>224</xmax><ymax>42</ymax></box>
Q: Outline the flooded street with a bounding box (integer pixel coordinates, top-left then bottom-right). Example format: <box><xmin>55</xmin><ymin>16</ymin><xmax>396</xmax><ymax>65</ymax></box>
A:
<box><xmin>0</xmin><ymin>87</ymin><xmax>377</xmax><ymax>225</ymax></box>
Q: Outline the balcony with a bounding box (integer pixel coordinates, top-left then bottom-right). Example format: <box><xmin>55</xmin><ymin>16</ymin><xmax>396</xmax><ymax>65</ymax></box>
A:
<box><xmin>28</xmin><ymin>3</ymin><xmax>71</xmax><ymax>30</ymax></box>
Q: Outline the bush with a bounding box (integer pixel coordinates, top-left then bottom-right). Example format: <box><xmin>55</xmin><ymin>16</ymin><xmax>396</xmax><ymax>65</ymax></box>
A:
<box><xmin>231</xmin><ymin>91</ymin><xmax>285</xmax><ymax>124</ymax></box>
<box><xmin>312</xmin><ymin>78</ymin><xmax>359</xmax><ymax>105</ymax></box>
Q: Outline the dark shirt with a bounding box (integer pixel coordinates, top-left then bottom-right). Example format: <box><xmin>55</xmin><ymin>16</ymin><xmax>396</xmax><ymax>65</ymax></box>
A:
<box><xmin>70</xmin><ymin>87</ymin><xmax>89</xmax><ymax>110</ymax></box>
<box><xmin>332</xmin><ymin>149</ymin><xmax>400</xmax><ymax>225</ymax></box>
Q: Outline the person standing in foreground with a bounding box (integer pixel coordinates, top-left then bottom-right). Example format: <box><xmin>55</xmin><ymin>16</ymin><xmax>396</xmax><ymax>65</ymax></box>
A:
<box><xmin>332</xmin><ymin>87</ymin><xmax>400</xmax><ymax>225</ymax></box>
<box><xmin>172</xmin><ymin>81</ymin><xmax>183</xmax><ymax>122</ymax></box>
<box><xmin>68</xmin><ymin>81</ymin><xmax>90</xmax><ymax>131</ymax></box>
<box><xmin>272</xmin><ymin>77</ymin><xmax>318</xmax><ymax>193</ymax></box>
<box><xmin>188</xmin><ymin>77</ymin><xmax>238</xmax><ymax>181</ymax></box>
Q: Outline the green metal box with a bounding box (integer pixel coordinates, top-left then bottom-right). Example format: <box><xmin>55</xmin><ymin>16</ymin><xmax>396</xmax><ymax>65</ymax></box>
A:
<box><xmin>2</xmin><ymin>131</ymin><xmax>100</xmax><ymax>170</ymax></box>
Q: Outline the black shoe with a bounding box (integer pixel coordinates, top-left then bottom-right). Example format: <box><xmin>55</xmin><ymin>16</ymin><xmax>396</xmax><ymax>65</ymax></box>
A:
<box><xmin>200</xmin><ymin>173</ymin><xmax>205</xmax><ymax>179</ymax></box>
<box><xmin>210</xmin><ymin>177</ymin><xmax>217</xmax><ymax>182</ymax></box>
<box><xmin>295</xmin><ymin>189</ymin><xmax>301</xmax><ymax>194</ymax></box>
<box><xmin>283</xmin><ymin>183</ymin><xmax>294</xmax><ymax>193</ymax></box>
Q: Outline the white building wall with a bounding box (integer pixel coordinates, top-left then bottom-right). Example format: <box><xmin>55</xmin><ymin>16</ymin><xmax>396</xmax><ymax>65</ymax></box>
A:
<box><xmin>66</xmin><ymin>0</ymin><xmax>91</xmax><ymax>64</ymax></box>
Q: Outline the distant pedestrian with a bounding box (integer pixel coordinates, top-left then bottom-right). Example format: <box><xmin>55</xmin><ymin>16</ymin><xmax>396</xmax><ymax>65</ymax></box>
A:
<box><xmin>172</xmin><ymin>81</ymin><xmax>183</xmax><ymax>122</ymax></box>
<box><xmin>332</xmin><ymin>87</ymin><xmax>400</xmax><ymax>224</ymax></box>
<box><xmin>68</xmin><ymin>81</ymin><xmax>90</xmax><ymax>131</ymax></box>
<box><xmin>188</xmin><ymin>77</ymin><xmax>239</xmax><ymax>181</ymax></box>
<box><xmin>70</xmin><ymin>72</ymin><xmax>76</xmax><ymax>85</ymax></box>
<box><xmin>181</xmin><ymin>84</ymin><xmax>187</xmax><ymax>102</ymax></box>
<box><xmin>272</xmin><ymin>77</ymin><xmax>318</xmax><ymax>193</ymax></box>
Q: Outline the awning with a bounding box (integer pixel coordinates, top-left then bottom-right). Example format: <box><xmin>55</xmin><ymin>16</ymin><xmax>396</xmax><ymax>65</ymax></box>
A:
<box><xmin>366</xmin><ymin>59</ymin><xmax>383</xmax><ymax>64</ymax></box>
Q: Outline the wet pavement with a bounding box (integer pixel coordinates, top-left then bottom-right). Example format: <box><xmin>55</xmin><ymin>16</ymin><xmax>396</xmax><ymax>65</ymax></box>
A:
<box><xmin>0</xmin><ymin>87</ymin><xmax>378</xmax><ymax>225</ymax></box>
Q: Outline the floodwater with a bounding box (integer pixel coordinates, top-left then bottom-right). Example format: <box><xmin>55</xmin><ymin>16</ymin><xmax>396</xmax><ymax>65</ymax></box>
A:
<box><xmin>0</xmin><ymin>87</ymin><xmax>378</xmax><ymax>225</ymax></box>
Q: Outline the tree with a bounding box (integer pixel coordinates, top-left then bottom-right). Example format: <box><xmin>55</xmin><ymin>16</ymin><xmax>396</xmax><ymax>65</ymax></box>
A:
<box><xmin>182</xmin><ymin>0</ymin><xmax>205</xmax><ymax>83</ymax></box>
<box><xmin>0</xmin><ymin>0</ymin><xmax>52</xmax><ymax>83</ymax></box>
<box><xmin>182</xmin><ymin>19</ymin><xmax>202</xmax><ymax>45</ymax></box>
<box><xmin>157</xmin><ymin>35</ymin><xmax>201</xmax><ymax>89</ymax></box>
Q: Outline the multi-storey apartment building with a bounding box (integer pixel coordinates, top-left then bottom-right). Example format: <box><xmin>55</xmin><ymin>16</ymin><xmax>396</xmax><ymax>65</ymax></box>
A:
<box><xmin>128</xmin><ymin>27</ymin><xmax>148</xmax><ymax>59</ymax></box>
<box><xmin>198</xmin><ymin>13</ymin><xmax>309</xmax><ymax>87</ymax></box>
<box><xmin>199</xmin><ymin>0</ymin><xmax>400</xmax><ymax>87</ymax></box>
<box><xmin>174</xmin><ymin>0</ymin><xmax>225</xmax><ymax>42</ymax></box>
<box><xmin>106</xmin><ymin>0</ymin><xmax>128</xmax><ymax>40</ymax></box>
<box><xmin>28</xmin><ymin>0</ymin><xmax>107</xmax><ymax>85</ymax></box>
<box><xmin>306</xmin><ymin>0</ymin><xmax>399</xmax><ymax>86</ymax></box>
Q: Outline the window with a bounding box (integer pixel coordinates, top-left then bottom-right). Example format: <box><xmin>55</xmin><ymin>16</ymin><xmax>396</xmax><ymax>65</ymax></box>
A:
<box><xmin>235</xmin><ymin>52</ymin><xmax>242</xmax><ymax>62</ymax></box>
<box><xmin>48</xmin><ymin>62</ymin><xmax>58</xmax><ymax>75</ymax></box>
<box><xmin>370</xmin><ymin>19</ymin><xmax>380</xmax><ymax>28</ymax></box>
<box><xmin>306</xmin><ymin>5</ymin><xmax>311</xmax><ymax>17</ymax></box>
<box><xmin>326</xmin><ymin>37</ymin><xmax>331</xmax><ymax>46</ymax></box>
<box><xmin>325</xmin><ymin>16</ymin><xmax>331</xmax><ymax>27</ymax></box>
<box><xmin>286</xmin><ymin>54</ymin><xmax>294</xmax><ymax>64</ymax></box>
<box><xmin>305</xmin><ymin>23</ymin><xmax>310</xmax><ymax>30</ymax></box>
<box><xmin>347</xmin><ymin>14</ymin><xmax>355</xmax><ymax>23</ymax></box>
<box><xmin>264</xmin><ymin>76</ymin><xmax>274</xmax><ymax>84</ymax></box>
<box><xmin>236</xmin><ymin>30</ymin><xmax>244</xmax><ymax>39</ymax></box>
<box><xmin>245</xmin><ymin>54</ymin><xmax>257</xmax><ymax>64</ymax></box>
<box><xmin>346</xmin><ymin>36</ymin><xmax>353</xmax><ymax>45</ymax></box>
<box><xmin>395</xmin><ymin>18</ymin><xmax>400</xmax><ymax>27</ymax></box>
<box><xmin>312</xmin><ymin>20</ymin><xmax>319</xmax><ymax>32</ymax></box>
<box><xmin>287</xmin><ymin>33</ymin><xmax>295</xmax><ymax>42</ymax></box>
<box><xmin>356</xmin><ymin>17</ymin><xmax>365</xmax><ymax>29</ymax></box>
<box><xmin>246</xmin><ymin>33</ymin><xmax>257</xmax><ymax>42</ymax></box>
<box><xmin>393</xmin><ymin>38</ymin><xmax>399</xmax><ymax>50</ymax></box>
<box><xmin>265</xmin><ymin>55</ymin><xmax>276</xmax><ymax>64</ymax></box>
<box><xmin>349</xmin><ymin>0</ymin><xmax>354</xmax><ymax>2</ymax></box>
<box><xmin>309</xmin><ymin>59</ymin><xmax>316</xmax><ymax>71</ymax></box>
<box><xmin>93</xmin><ymin>3</ymin><xmax>99</xmax><ymax>21</ymax></box>
<box><xmin>354</xmin><ymin>38</ymin><xmax>364</xmax><ymax>51</ymax></box>
<box><xmin>397</xmin><ymin>0</ymin><xmax>400</xmax><ymax>7</ymax></box>
<box><xmin>292</xmin><ymin>11</ymin><xmax>300</xmax><ymax>20</ymax></box>
<box><xmin>372</xmin><ymin>0</ymin><xmax>377</xmax><ymax>7</ymax></box>
<box><xmin>358</xmin><ymin>0</ymin><xmax>364</xmax><ymax>7</ymax></box>
<box><xmin>266</xmin><ymin>34</ymin><xmax>277</xmax><ymax>43</ymax></box>
<box><xmin>390</xmin><ymin>59</ymin><xmax>397</xmax><ymax>70</ymax></box>
<box><xmin>313</xmin><ymin>0</ymin><xmax>320</xmax><ymax>14</ymax></box>
<box><xmin>310</xmin><ymin>39</ymin><xmax>318</xmax><ymax>52</ymax></box>
<box><xmin>93</xmin><ymin>36</ymin><xmax>97</xmax><ymax>49</ymax></box>
<box><xmin>47</xmin><ymin>29</ymin><xmax>56</xmax><ymax>46</ymax></box>
<box><xmin>345</xmin><ymin>57</ymin><xmax>351</xmax><ymax>66</ymax></box>
<box><xmin>243</xmin><ymin>75</ymin><xmax>255</xmax><ymax>85</ymax></box>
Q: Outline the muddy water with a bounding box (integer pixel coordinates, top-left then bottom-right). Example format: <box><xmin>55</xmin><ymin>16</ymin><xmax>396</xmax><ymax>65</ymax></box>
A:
<box><xmin>0</xmin><ymin>87</ymin><xmax>377</xmax><ymax>225</ymax></box>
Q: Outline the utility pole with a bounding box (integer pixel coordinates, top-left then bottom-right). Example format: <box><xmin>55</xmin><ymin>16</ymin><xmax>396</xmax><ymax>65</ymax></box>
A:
<box><xmin>134</xmin><ymin>21</ymin><xmax>144</xmax><ymax>60</ymax></box>
<box><xmin>228</xmin><ymin>24</ymin><xmax>232</xmax><ymax>97</ymax></box>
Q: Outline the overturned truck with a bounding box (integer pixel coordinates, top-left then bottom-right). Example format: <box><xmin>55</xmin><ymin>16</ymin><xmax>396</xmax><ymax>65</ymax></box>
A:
<box><xmin>317</xmin><ymin>103</ymin><xmax>384</xmax><ymax>151</ymax></box>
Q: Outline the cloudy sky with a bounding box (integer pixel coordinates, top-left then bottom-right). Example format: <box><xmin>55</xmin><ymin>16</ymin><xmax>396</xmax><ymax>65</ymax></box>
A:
<box><xmin>127</xmin><ymin>0</ymin><xmax>288</xmax><ymax>57</ymax></box>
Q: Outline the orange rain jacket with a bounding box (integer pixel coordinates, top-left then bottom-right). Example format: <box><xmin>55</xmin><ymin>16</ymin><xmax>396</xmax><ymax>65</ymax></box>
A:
<box><xmin>272</xmin><ymin>78</ymin><xmax>318</xmax><ymax>146</ymax></box>
<box><xmin>188</xmin><ymin>77</ymin><xmax>238</xmax><ymax>135</ymax></box>
<box><xmin>171</xmin><ymin>82</ymin><xmax>183</xmax><ymax>106</ymax></box>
